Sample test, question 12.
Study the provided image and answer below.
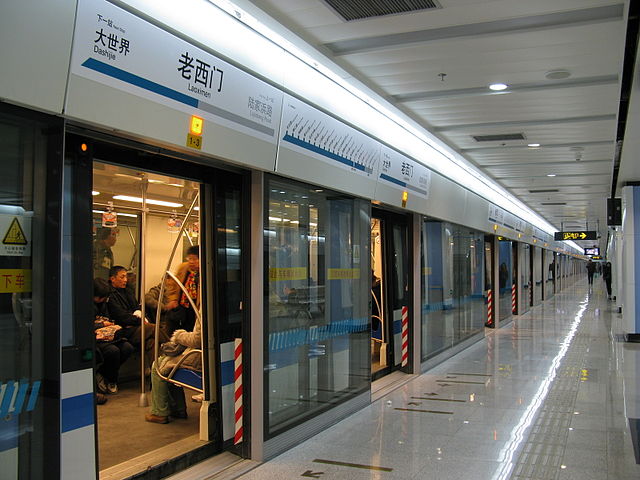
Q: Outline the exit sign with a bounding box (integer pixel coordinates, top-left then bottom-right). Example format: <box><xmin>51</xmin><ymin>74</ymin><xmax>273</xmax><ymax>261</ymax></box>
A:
<box><xmin>554</xmin><ymin>231</ymin><xmax>597</xmax><ymax>241</ymax></box>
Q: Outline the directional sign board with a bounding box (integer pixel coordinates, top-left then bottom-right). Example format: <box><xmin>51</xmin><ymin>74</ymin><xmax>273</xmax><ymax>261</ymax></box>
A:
<box><xmin>554</xmin><ymin>231</ymin><xmax>597</xmax><ymax>241</ymax></box>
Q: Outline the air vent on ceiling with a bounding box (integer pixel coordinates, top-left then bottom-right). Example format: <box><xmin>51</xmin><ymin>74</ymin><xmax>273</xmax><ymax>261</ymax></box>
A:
<box><xmin>541</xmin><ymin>202</ymin><xmax>567</xmax><ymax>206</ymax></box>
<box><xmin>472</xmin><ymin>133</ymin><xmax>525</xmax><ymax>142</ymax></box>
<box><xmin>529</xmin><ymin>189</ymin><xmax>560</xmax><ymax>193</ymax></box>
<box><xmin>324</xmin><ymin>0</ymin><xmax>441</xmax><ymax>21</ymax></box>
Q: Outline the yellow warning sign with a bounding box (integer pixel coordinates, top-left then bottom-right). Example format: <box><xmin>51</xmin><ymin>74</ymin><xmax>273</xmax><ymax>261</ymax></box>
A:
<box><xmin>0</xmin><ymin>269</ymin><xmax>31</xmax><ymax>293</ymax></box>
<box><xmin>3</xmin><ymin>217</ymin><xmax>27</xmax><ymax>245</ymax></box>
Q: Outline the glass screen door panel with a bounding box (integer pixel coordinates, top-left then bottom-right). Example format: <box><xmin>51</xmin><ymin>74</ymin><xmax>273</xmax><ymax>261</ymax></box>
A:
<box><xmin>389</xmin><ymin>222</ymin><xmax>409</xmax><ymax>369</ymax></box>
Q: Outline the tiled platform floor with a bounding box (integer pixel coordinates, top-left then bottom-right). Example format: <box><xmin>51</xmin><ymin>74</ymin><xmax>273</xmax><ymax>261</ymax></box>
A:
<box><xmin>231</xmin><ymin>281</ymin><xmax>640</xmax><ymax>480</ymax></box>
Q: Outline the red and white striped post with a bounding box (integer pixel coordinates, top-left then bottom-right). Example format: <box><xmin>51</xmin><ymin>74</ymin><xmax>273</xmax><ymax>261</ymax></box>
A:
<box><xmin>401</xmin><ymin>306</ymin><xmax>409</xmax><ymax>367</ymax></box>
<box><xmin>233</xmin><ymin>338</ymin><xmax>243</xmax><ymax>445</ymax></box>
<box><xmin>487</xmin><ymin>289</ymin><xmax>493</xmax><ymax>326</ymax></box>
<box><xmin>511</xmin><ymin>283</ymin><xmax>517</xmax><ymax>314</ymax></box>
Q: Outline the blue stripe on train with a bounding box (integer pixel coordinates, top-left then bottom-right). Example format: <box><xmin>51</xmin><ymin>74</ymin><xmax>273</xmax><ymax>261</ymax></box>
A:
<box><xmin>61</xmin><ymin>393</ymin><xmax>94</xmax><ymax>433</ymax></box>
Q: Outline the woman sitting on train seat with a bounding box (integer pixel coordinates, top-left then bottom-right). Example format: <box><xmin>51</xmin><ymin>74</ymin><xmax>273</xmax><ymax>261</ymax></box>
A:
<box><xmin>107</xmin><ymin>266</ymin><xmax>167</xmax><ymax>369</ymax></box>
<box><xmin>163</xmin><ymin>245</ymin><xmax>200</xmax><ymax>335</ymax></box>
<box><xmin>94</xmin><ymin>278</ymin><xmax>134</xmax><ymax>395</ymax></box>
<box><xmin>145</xmin><ymin>309</ymin><xmax>202</xmax><ymax>424</ymax></box>
<box><xmin>144</xmin><ymin>279</ymin><xmax>175</xmax><ymax>338</ymax></box>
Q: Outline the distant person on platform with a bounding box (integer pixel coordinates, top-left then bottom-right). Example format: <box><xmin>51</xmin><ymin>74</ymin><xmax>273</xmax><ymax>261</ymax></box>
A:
<box><xmin>586</xmin><ymin>260</ymin><xmax>595</xmax><ymax>286</ymax></box>
<box><xmin>603</xmin><ymin>261</ymin><xmax>613</xmax><ymax>299</ymax></box>
<box><xmin>94</xmin><ymin>227</ymin><xmax>117</xmax><ymax>280</ymax></box>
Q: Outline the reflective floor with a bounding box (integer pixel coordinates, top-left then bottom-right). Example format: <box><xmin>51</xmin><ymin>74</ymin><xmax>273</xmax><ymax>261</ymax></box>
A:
<box><xmin>232</xmin><ymin>280</ymin><xmax>640</xmax><ymax>480</ymax></box>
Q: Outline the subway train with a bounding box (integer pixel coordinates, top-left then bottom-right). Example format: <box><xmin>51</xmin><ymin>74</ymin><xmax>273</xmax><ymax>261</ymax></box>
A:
<box><xmin>0</xmin><ymin>0</ymin><xmax>586</xmax><ymax>478</ymax></box>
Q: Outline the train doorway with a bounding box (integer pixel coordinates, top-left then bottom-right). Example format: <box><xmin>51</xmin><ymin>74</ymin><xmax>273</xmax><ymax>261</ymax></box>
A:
<box><xmin>370</xmin><ymin>209</ymin><xmax>411</xmax><ymax>381</ymax></box>
<box><xmin>69</xmin><ymin>135</ymin><xmax>247</xmax><ymax>478</ymax></box>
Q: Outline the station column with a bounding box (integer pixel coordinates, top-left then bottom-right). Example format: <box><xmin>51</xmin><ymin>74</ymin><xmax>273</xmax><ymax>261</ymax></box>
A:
<box><xmin>621</xmin><ymin>185</ymin><xmax>640</xmax><ymax>340</ymax></box>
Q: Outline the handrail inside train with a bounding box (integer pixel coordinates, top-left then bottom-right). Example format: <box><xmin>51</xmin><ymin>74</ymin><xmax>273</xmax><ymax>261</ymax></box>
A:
<box><xmin>149</xmin><ymin>193</ymin><xmax>203</xmax><ymax>391</ymax></box>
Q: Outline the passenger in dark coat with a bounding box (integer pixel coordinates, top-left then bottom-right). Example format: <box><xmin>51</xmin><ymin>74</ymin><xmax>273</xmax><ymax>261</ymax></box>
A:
<box><xmin>108</xmin><ymin>266</ymin><xmax>146</xmax><ymax>343</ymax></box>
<box><xmin>107</xmin><ymin>266</ymin><xmax>167</xmax><ymax>368</ymax></box>
<box><xmin>94</xmin><ymin>278</ymin><xmax>134</xmax><ymax>395</ymax></box>
<box><xmin>586</xmin><ymin>260</ymin><xmax>595</xmax><ymax>286</ymax></box>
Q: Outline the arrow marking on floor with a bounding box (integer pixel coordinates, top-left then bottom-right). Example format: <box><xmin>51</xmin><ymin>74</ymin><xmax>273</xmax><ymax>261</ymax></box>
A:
<box><xmin>313</xmin><ymin>459</ymin><xmax>393</xmax><ymax>472</ymax></box>
<box><xmin>301</xmin><ymin>470</ymin><xmax>324</xmax><ymax>478</ymax></box>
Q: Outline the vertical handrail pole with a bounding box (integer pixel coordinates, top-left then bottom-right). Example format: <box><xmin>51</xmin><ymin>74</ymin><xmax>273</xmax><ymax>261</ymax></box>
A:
<box><xmin>139</xmin><ymin>177</ymin><xmax>149</xmax><ymax>406</ymax></box>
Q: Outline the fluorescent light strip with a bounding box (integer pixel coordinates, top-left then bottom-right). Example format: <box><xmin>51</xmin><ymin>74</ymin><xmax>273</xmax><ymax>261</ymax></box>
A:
<box><xmin>112</xmin><ymin>195</ymin><xmax>183</xmax><ymax>208</ymax></box>
<box><xmin>92</xmin><ymin>191</ymin><xmax>100</xmax><ymax>196</ymax></box>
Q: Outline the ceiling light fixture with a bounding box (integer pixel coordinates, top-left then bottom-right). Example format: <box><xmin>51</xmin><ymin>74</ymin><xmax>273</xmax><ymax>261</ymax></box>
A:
<box><xmin>112</xmin><ymin>195</ymin><xmax>183</xmax><ymax>208</ymax></box>
<box><xmin>547</xmin><ymin>174</ymin><xmax>556</xmax><ymax>177</ymax></box>
<box><xmin>528</xmin><ymin>143</ymin><xmax>540</xmax><ymax>148</ymax></box>
<box><xmin>489</xmin><ymin>83</ymin><xmax>508</xmax><ymax>91</ymax></box>
<box><xmin>92</xmin><ymin>191</ymin><xmax>100</xmax><ymax>196</ymax></box>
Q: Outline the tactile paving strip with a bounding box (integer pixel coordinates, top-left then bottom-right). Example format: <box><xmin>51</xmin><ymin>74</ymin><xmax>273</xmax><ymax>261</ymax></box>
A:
<box><xmin>508</xmin><ymin>323</ymin><xmax>592</xmax><ymax>479</ymax></box>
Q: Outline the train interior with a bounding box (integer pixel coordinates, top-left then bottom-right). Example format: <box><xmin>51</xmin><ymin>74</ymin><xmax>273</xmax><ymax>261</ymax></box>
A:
<box><xmin>370</xmin><ymin>211</ymin><xmax>410</xmax><ymax>381</ymax></box>
<box><xmin>370</xmin><ymin>217</ymin><xmax>385</xmax><ymax>375</ymax></box>
<box><xmin>92</xmin><ymin>160</ymin><xmax>212</xmax><ymax>478</ymax></box>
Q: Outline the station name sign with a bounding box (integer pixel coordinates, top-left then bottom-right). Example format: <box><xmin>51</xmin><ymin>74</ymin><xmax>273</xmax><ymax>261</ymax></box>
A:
<box><xmin>554</xmin><ymin>231</ymin><xmax>597</xmax><ymax>241</ymax></box>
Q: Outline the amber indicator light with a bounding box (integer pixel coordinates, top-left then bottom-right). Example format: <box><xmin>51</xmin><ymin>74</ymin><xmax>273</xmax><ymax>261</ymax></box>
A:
<box><xmin>190</xmin><ymin>115</ymin><xmax>203</xmax><ymax>135</ymax></box>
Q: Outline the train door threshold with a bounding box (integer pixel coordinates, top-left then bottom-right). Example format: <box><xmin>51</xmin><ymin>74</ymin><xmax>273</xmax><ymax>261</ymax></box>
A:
<box><xmin>160</xmin><ymin>452</ymin><xmax>259</xmax><ymax>480</ymax></box>
<box><xmin>371</xmin><ymin>371</ymin><xmax>414</xmax><ymax>403</ymax></box>
<box><xmin>99</xmin><ymin>450</ymin><xmax>246</xmax><ymax>480</ymax></box>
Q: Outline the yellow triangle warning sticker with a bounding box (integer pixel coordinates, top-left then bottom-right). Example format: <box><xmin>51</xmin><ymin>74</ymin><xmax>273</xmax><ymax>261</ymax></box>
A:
<box><xmin>3</xmin><ymin>217</ymin><xmax>28</xmax><ymax>245</ymax></box>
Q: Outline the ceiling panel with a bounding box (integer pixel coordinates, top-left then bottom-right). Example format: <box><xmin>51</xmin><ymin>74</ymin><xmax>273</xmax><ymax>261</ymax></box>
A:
<box><xmin>247</xmin><ymin>0</ymin><xmax>625</xmax><ymax>249</ymax></box>
<box><xmin>486</xmin><ymin>163</ymin><xmax>611</xmax><ymax>177</ymax></box>
<box><xmin>442</xmin><ymin>120</ymin><xmax>617</xmax><ymax>149</ymax></box>
<box><xmin>279</xmin><ymin>0</ymin><xmax>621</xmax><ymax>41</ymax></box>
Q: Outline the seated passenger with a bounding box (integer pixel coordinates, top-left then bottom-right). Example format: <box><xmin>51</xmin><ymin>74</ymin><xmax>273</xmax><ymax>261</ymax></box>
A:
<box><xmin>144</xmin><ymin>280</ymin><xmax>174</xmax><ymax>338</ymax></box>
<box><xmin>145</xmin><ymin>310</ymin><xmax>202</xmax><ymax>424</ymax></box>
<box><xmin>94</xmin><ymin>278</ymin><xmax>134</xmax><ymax>395</ymax></box>
<box><xmin>163</xmin><ymin>246</ymin><xmax>200</xmax><ymax>336</ymax></box>
<box><xmin>107</xmin><ymin>266</ymin><xmax>167</xmax><ymax>367</ymax></box>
